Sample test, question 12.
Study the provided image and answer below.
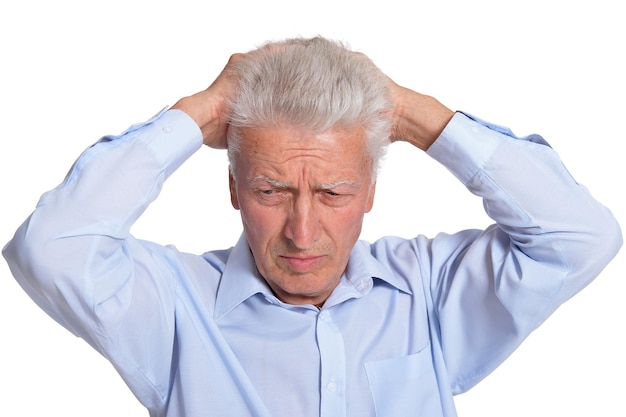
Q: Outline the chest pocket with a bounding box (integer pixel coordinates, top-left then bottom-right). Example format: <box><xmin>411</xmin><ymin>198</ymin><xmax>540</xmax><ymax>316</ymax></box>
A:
<box><xmin>364</xmin><ymin>343</ymin><xmax>444</xmax><ymax>417</ymax></box>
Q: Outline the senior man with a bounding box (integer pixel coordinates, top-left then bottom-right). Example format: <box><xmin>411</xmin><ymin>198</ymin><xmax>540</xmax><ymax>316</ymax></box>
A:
<box><xmin>3</xmin><ymin>36</ymin><xmax>622</xmax><ymax>417</ymax></box>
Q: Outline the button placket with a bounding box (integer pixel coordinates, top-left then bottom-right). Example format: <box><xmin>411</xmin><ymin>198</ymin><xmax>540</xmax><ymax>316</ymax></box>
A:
<box><xmin>316</xmin><ymin>310</ymin><xmax>346</xmax><ymax>417</ymax></box>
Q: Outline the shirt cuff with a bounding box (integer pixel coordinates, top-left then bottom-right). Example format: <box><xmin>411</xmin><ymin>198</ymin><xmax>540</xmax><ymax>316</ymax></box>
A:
<box><xmin>103</xmin><ymin>107</ymin><xmax>204</xmax><ymax>180</ymax></box>
<box><xmin>426</xmin><ymin>112</ymin><xmax>548</xmax><ymax>186</ymax></box>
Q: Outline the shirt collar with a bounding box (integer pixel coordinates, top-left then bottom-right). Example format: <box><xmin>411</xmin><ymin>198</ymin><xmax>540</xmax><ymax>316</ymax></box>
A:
<box><xmin>345</xmin><ymin>240</ymin><xmax>413</xmax><ymax>296</ymax></box>
<box><xmin>214</xmin><ymin>235</ymin><xmax>412</xmax><ymax>319</ymax></box>
<box><xmin>214</xmin><ymin>234</ymin><xmax>274</xmax><ymax>320</ymax></box>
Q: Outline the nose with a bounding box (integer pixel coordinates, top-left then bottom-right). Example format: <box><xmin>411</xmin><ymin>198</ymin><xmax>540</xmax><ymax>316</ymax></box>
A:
<box><xmin>283</xmin><ymin>195</ymin><xmax>320</xmax><ymax>249</ymax></box>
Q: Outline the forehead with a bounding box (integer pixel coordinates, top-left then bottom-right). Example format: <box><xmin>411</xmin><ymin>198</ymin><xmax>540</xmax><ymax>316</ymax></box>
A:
<box><xmin>235</xmin><ymin>125</ymin><xmax>371</xmax><ymax>171</ymax></box>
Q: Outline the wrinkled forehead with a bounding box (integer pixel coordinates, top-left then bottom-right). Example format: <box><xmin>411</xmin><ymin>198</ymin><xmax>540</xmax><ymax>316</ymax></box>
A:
<box><xmin>235</xmin><ymin>123</ymin><xmax>368</xmax><ymax>150</ymax></box>
<box><xmin>232</xmin><ymin>124</ymin><xmax>373</xmax><ymax>177</ymax></box>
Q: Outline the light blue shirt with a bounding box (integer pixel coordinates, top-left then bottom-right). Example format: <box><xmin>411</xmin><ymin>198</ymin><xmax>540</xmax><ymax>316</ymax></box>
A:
<box><xmin>3</xmin><ymin>109</ymin><xmax>621</xmax><ymax>417</ymax></box>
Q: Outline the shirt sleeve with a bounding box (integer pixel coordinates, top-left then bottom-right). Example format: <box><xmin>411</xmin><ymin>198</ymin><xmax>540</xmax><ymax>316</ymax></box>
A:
<box><xmin>423</xmin><ymin>112</ymin><xmax>622</xmax><ymax>394</ymax></box>
<box><xmin>2</xmin><ymin>108</ymin><xmax>203</xmax><ymax>407</ymax></box>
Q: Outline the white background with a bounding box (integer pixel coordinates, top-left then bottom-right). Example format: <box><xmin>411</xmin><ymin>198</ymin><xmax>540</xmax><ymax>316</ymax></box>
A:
<box><xmin>1</xmin><ymin>0</ymin><xmax>624</xmax><ymax>415</ymax></box>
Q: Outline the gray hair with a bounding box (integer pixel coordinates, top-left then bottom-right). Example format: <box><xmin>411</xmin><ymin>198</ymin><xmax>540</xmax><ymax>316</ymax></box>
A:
<box><xmin>226</xmin><ymin>36</ymin><xmax>392</xmax><ymax>177</ymax></box>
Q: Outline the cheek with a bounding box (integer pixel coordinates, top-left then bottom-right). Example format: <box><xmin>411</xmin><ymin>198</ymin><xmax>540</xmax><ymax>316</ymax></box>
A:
<box><xmin>239</xmin><ymin>202</ymin><xmax>285</xmax><ymax>244</ymax></box>
<box><xmin>327</xmin><ymin>207</ymin><xmax>366</xmax><ymax>242</ymax></box>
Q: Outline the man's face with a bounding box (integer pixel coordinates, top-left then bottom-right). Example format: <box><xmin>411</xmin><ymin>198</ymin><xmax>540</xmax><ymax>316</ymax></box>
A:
<box><xmin>229</xmin><ymin>124</ymin><xmax>376</xmax><ymax>306</ymax></box>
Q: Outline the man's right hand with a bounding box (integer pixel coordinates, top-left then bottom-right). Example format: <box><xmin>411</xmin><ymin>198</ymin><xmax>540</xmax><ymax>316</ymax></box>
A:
<box><xmin>171</xmin><ymin>53</ymin><xmax>247</xmax><ymax>149</ymax></box>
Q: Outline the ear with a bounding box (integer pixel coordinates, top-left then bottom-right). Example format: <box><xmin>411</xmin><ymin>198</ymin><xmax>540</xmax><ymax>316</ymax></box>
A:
<box><xmin>229</xmin><ymin>170</ymin><xmax>240</xmax><ymax>210</ymax></box>
<box><xmin>365</xmin><ymin>180</ymin><xmax>376</xmax><ymax>213</ymax></box>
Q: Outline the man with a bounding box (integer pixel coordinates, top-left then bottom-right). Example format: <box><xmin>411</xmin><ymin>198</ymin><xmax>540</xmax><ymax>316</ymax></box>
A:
<box><xmin>3</xmin><ymin>36</ymin><xmax>622</xmax><ymax>416</ymax></box>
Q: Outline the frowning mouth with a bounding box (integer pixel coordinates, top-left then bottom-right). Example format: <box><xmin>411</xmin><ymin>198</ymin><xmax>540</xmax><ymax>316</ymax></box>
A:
<box><xmin>278</xmin><ymin>255</ymin><xmax>327</xmax><ymax>273</ymax></box>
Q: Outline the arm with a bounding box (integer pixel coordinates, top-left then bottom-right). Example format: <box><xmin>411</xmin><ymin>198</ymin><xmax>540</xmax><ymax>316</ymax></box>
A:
<box><xmin>2</xmin><ymin>109</ymin><xmax>203</xmax><ymax>407</ymax></box>
<box><xmin>388</xmin><ymin>82</ymin><xmax>623</xmax><ymax>392</ymax></box>
<box><xmin>2</xmin><ymin>55</ymin><xmax>243</xmax><ymax>407</ymax></box>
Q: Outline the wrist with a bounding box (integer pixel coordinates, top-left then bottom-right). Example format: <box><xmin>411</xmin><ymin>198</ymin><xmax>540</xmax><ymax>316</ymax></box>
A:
<box><xmin>171</xmin><ymin>93</ymin><xmax>227</xmax><ymax>148</ymax></box>
<box><xmin>391</xmin><ymin>87</ymin><xmax>454</xmax><ymax>151</ymax></box>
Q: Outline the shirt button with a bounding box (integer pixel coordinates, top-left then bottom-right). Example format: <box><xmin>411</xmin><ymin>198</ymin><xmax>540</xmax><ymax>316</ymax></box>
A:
<box><xmin>327</xmin><ymin>381</ymin><xmax>337</xmax><ymax>392</ymax></box>
<box><xmin>162</xmin><ymin>126</ymin><xmax>173</xmax><ymax>134</ymax></box>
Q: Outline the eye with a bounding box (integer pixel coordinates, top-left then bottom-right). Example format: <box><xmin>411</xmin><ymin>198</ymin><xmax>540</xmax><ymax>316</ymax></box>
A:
<box><xmin>325</xmin><ymin>190</ymin><xmax>339</xmax><ymax>197</ymax></box>
<box><xmin>255</xmin><ymin>188</ymin><xmax>288</xmax><ymax>205</ymax></box>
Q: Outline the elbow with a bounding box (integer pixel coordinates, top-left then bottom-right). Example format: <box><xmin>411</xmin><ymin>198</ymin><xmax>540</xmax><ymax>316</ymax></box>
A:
<box><xmin>4</xmin><ymin>217</ymin><xmax>59</xmax><ymax>291</ymax></box>
<box><xmin>4</xmin><ymin>217</ymin><xmax>43</xmax><ymax>283</ymax></box>
<box><xmin>3</xmin><ymin>215</ymin><xmax>87</xmax><ymax>302</ymax></box>
<box><xmin>590</xmin><ymin>207</ymin><xmax>622</xmax><ymax>268</ymax></box>
<box><xmin>562</xmin><ymin>206</ymin><xmax>622</xmax><ymax>296</ymax></box>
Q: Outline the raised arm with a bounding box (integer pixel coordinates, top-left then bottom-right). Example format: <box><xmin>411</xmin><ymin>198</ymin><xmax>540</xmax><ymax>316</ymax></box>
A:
<box><xmin>384</xmin><ymin>79</ymin><xmax>622</xmax><ymax>393</ymax></box>
<box><xmin>2</xmin><ymin>54</ymin><xmax>245</xmax><ymax>408</ymax></box>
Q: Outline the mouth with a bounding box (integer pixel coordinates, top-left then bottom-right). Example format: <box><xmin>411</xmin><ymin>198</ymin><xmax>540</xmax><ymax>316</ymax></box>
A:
<box><xmin>279</xmin><ymin>255</ymin><xmax>326</xmax><ymax>273</ymax></box>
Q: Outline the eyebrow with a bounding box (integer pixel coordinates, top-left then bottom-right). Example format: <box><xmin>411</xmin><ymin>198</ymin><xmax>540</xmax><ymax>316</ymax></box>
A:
<box><xmin>318</xmin><ymin>179</ymin><xmax>359</xmax><ymax>190</ymax></box>
<box><xmin>250</xmin><ymin>175</ymin><xmax>359</xmax><ymax>190</ymax></box>
<box><xmin>250</xmin><ymin>175</ymin><xmax>291</xmax><ymax>188</ymax></box>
